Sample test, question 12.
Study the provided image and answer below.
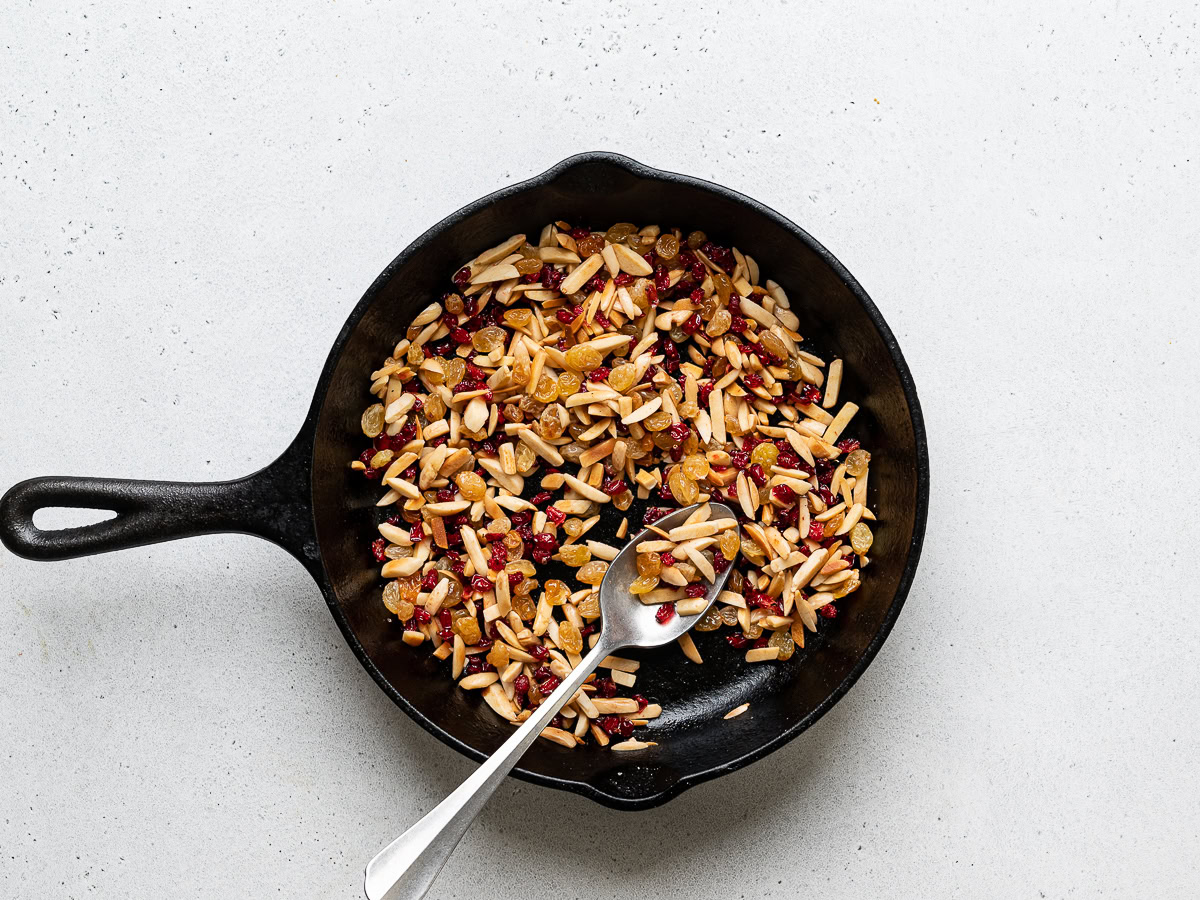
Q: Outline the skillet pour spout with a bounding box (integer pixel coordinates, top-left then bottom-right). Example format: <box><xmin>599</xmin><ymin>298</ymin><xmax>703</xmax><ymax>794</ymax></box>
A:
<box><xmin>0</xmin><ymin>152</ymin><xmax>929</xmax><ymax>809</ymax></box>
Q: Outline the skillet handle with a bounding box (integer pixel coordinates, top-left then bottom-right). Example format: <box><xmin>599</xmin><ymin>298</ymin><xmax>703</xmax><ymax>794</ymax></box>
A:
<box><xmin>0</xmin><ymin>434</ymin><xmax>318</xmax><ymax>573</ymax></box>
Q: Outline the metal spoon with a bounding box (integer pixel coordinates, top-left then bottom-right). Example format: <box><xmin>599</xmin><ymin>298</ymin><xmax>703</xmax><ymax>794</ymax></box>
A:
<box><xmin>363</xmin><ymin>501</ymin><xmax>738</xmax><ymax>900</ymax></box>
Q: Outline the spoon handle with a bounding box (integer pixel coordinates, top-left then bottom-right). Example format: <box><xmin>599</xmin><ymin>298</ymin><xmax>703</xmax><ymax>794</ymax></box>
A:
<box><xmin>364</xmin><ymin>637</ymin><xmax>615</xmax><ymax>900</ymax></box>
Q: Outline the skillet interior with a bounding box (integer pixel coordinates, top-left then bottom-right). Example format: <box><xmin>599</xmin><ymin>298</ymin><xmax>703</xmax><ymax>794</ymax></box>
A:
<box><xmin>308</xmin><ymin>153</ymin><xmax>928</xmax><ymax>809</ymax></box>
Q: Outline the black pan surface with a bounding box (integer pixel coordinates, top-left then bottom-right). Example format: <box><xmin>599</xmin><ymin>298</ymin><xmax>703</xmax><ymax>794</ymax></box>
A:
<box><xmin>1</xmin><ymin>153</ymin><xmax>928</xmax><ymax>809</ymax></box>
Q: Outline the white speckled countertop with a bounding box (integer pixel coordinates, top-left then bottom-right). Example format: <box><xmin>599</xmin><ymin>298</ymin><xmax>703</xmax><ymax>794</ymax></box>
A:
<box><xmin>2</xmin><ymin>3</ymin><xmax>1197</xmax><ymax>897</ymax></box>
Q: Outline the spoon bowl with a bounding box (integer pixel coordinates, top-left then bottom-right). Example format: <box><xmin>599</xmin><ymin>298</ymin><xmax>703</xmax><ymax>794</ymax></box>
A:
<box><xmin>594</xmin><ymin>502</ymin><xmax>738</xmax><ymax>650</ymax></box>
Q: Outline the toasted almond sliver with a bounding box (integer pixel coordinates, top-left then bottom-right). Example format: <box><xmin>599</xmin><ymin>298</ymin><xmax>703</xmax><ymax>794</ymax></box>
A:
<box><xmin>561</xmin><ymin>472</ymin><xmax>610</xmax><ymax>503</ymax></box>
<box><xmin>612</xmin><ymin>242</ymin><xmax>655</xmax><ymax>276</ymax></box>
<box><xmin>591</xmin><ymin>697</ymin><xmax>640</xmax><ymax>715</ymax></box>
<box><xmin>676</xmin><ymin>597</ymin><xmax>709</xmax><ymax>616</ymax></box>
<box><xmin>516</xmin><ymin>427</ymin><xmax>565</xmax><ymax>466</ymax></box>
<box><xmin>611</xmin><ymin>669</ymin><xmax>637</xmax><ymax>688</ymax></box>
<box><xmin>746</xmin><ymin>647</ymin><xmax>780</xmax><ymax>663</ymax></box>
<box><xmin>836</xmin><ymin>502</ymin><xmax>865</xmax><ymax>535</ymax></box>
<box><xmin>677</xmin><ymin>632</ymin><xmax>703</xmax><ymax>664</ymax></box>
<box><xmin>611</xmin><ymin>738</ymin><xmax>656</xmax><ymax>751</ymax></box>
<box><xmin>539</xmin><ymin>727</ymin><xmax>577</xmax><ymax>748</ymax></box>
<box><xmin>559</xmin><ymin>253</ymin><xmax>605</xmax><ymax>295</ymax></box>
<box><xmin>621</xmin><ymin>396</ymin><xmax>662</xmax><ymax>425</ymax></box>
<box><xmin>470</xmin><ymin>263</ymin><xmax>520</xmax><ymax>285</ymax></box>
<box><xmin>600</xmin><ymin>655</ymin><xmax>640</xmax><ymax>673</ymax></box>
<box><xmin>821</xmin><ymin>402</ymin><xmax>859</xmax><ymax>447</ymax></box>
<box><xmin>459</xmin><ymin>671</ymin><xmax>499</xmax><ymax>690</ymax></box>
<box><xmin>472</xmin><ymin>233</ymin><xmax>526</xmax><ymax>267</ymax></box>
<box><xmin>724</xmin><ymin>703</ymin><xmax>750</xmax><ymax>720</ymax></box>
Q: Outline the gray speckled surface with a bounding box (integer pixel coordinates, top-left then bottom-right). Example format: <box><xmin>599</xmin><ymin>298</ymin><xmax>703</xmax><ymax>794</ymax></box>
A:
<box><xmin>2</xmin><ymin>2</ymin><xmax>1198</xmax><ymax>897</ymax></box>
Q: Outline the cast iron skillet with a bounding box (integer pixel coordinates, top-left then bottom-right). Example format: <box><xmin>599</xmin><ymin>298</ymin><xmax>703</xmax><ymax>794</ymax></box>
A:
<box><xmin>0</xmin><ymin>152</ymin><xmax>929</xmax><ymax>810</ymax></box>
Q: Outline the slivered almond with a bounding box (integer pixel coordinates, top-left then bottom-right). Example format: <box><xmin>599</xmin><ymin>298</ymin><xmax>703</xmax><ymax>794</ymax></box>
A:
<box><xmin>746</xmin><ymin>647</ymin><xmax>780</xmax><ymax>663</ymax></box>
<box><xmin>821</xmin><ymin>402</ymin><xmax>859</xmax><ymax>446</ymax></box>
<box><xmin>677</xmin><ymin>632</ymin><xmax>703</xmax><ymax>664</ymax></box>
<box><xmin>517</xmin><ymin>427</ymin><xmax>565</xmax><ymax>465</ymax></box>
<box><xmin>470</xmin><ymin>263</ymin><xmax>520</xmax><ymax>284</ymax></box>
<box><xmin>472</xmin><ymin>234</ymin><xmax>526</xmax><ymax>267</ymax></box>
<box><xmin>592</xmin><ymin>697</ymin><xmax>640</xmax><ymax>715</ymax></box>
<box><xmin>724</xmin><ymin>703</ymin><xmax>750</xmax><ymax>720</ymax></box>
<box><xmin>622</xmin><ymin>396</ymin><xmax>662</xmax><ymax>424</ymax></box>
<box><xmin>459</xmin><ymin>671</ymin><xmax>499</xmax><ymax>690</ymax></box>
<box><xmin>612</xmin><ymin>242</ymin><xmax>654</xmax><ymax>275</ymax></box>
<box><xmin>560</xmin><ymin>472</ymin><xmax>610</xmax><ymax>503</ymax></box>
<box><xmin>559</xmin><ymin>253</ymin><xmax>604</xmax><ymax>295</ymax></box>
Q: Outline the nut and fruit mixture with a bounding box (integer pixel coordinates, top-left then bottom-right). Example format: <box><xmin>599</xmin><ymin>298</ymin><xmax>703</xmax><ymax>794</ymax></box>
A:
<box><xmin>353</xmin><ymin>222</ymin><xmax>877</xmax><ymax>751</ymax></box>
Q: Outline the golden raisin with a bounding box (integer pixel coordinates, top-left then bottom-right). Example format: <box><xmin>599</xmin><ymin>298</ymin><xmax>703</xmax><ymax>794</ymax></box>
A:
<box><xmin>424</xmin><ymin>394</ymin><xmax>446</xmax><ymax>421</ymax></box>
<box><xmin>844</xmin><ymin>449</ymin><xmax>871</xmax><ymax>477</ymax></box>
<box><xmin>694</xmin><ymin>606</ymin><xmax>723</xmax><ymax>632</ymax></box>
<box><xmin>514</xmin><ymin>257</ymin><xmax>542</xmax><ymax>276</ymax></box>
<box><xmin>850</xmin><ymin>522</ymin><xmax>874</xmax><ymax>555</ymax></box>
<box><xmin>636</xmin><ymin>553</ymin><xmax>662</xmax><ymax>577</ymax></box>
<box><xmin>557</xmin><ymin>372</ymin><xmax>582</xmax><ymax>398</ymax></box>
<box><xmin>759</xmin><ymin>330</ymin><xmax>788</xmax><ymax>360</ymax></box>
<box><xmin>577</xmin><ymin>234</ymin><xmax>605</xmax><ymax>257</ymax></box>
<box><xmin>512</xmin><ymin>593</ymin><xmax>537</xmax><ymax>622</ymax></box>
<box><xmin>768</xmin><ymin>629</ymin><xmax>795</xmax><ymax>661</ymax></box>
<box><xmin>833</xmin><ymin>568</ymin><xmax>861</xmax><ymax>598</ymax></box>
<box><xmin>558</xmin><ymin>620</ymin><xmax>583</xmax><ymax>655</ymax></box>
<box><xmin>455</xmin><ymin>471</ymin><xmax>486</xmax><ymax>501</ymax></box>
<box><xmin>706</xmin><ymin>309</ymin><xmax>731</xmax><ymax>337</ymax></box>
<box><xmin>681</xmin><ymin>454</ymin><xmax>710</xmax><ymax>480</ymax></box>
<box><xmin>504</xmin><ymin>307</ymin><xmax>533</xmax><ymax>326</ymax></box>
<box><xmin>515</xmin><ymin>442</ymin><xmax>537</xmax><ymax>472</ymax></box>
<box><xmin>686</xmin><ymin>230</ymin><xmax>706</xmax><ymax>250</ymax></box>
<box><xmin>442</xmin><ymin>358</ymin><xmax>466</xmax><ymax>388</ymax></box>
<box><xmin>712</xmin><ymin>272</ymin><xmax>732</xmax><ymax>303</ymax></box>
<box><xmin>607</xmin><ymin>363</ymin><xmax>637</xmax><ymax>393</ymax></box>
<box><xmin>545</xmin><ymin>579</ymin><xmax>570</xmax><ymax>606</ymax></box>
<box><xmin>668</xmin><ymin>468</ymin><xmax>698</xmax><ymax>504</ymax></box>
<box><xmin>559</xmin><ymin>544</ymin><xmax>592</xmax><ymax>567</ymax></box>
<box><xmin>630</xmin><ymin>574</ymin><xmax>660</xmax><ymax>594</ymax></box>
<box><xmin>361</xmin><ymin>404</ymin><xmax>385</xmax><ymax>437</ymax></box>
<box><xmin>578</xmin><ymin>595</ymin><xmax>601</xmax><ymax>618</ymax></box>
<box><xmin>613</xmin><ymin>488</ymin><xmax>633</xmax><ymax>510</ymax></box>
<box><xmin>577</xmin><ymin>561</ymin><xmax>609</xmax><ymax>585</ymax></box>
<box><xmin>486</xmin><ymin>641</ymin><xmax>510</xmax><ymax>668</ymax></box>
<box><xmin>564</xmin><ymin>344</ymin><xmax>603</xmax><ymax>373</ymax></box>
<box><xmin>644</xmin><ymin>410</ymin><xmax>672</xmax><ymax>432</ymax></box>
<box><xmin>472</xmin><ymin>326</ymin><xmax>507</xmax><ymax>353</ymax></box>
<box><xmin>750</xmin><ymin>443</ymin><xmax>778</xmax><ymax>471</ymax></box>
<box><xmin>655</xmin><ymin>233</ymin><xmax>680</xmax><ymax>260</ymax></box>
<box><xmin>451</xmin><ymin>615</ymin><xmax>481</xmax><ymax>645</ymax></box>
<box><xmin>546</xmin><ymin>403</ymin><xmax>571</xmax><ymax>437</ymax></box>
<box><xmin>533</xmin><ymin>373</ymin><xmax>559</xmax><ymax>403</ymax></box>
<box><xmin>719</xmin><ymin>529</ymin><xmax>741</xmax><ymax>560</ymax></box>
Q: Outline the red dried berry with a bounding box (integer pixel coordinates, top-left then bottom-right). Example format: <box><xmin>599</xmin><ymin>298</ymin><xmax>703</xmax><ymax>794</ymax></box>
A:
<box><xmin>808</xmin><ymin>521</ymin><xmax>825</xmax><ymax>541</ymax></box>
<box><xmin>513</xmin><ymin>674</ymin><xmax>530</xmax><ymax>694</ymax></box>
<box><xmin>684</xmin><ymin>584</ymin><xmax>707</xmax><ymax>598</ymax></box>
<box><xmin>530</xmin><ymin>644</ymin><xmax>549</xmax><ymax>661</ymax></box>
<box><xmin>655</xmin><ymin>602</ymin><xmax>676</xmax><ymax>624</ymax></box>
<box><xmin>772</xmin><ymin>483</ymin><xmax>797</xmax><ymax>503</ymax></box>
<box><xmin>725</xmin><ymin>632</ymin><xmax>749</xmax><ymax>649</ymax></box>
<box><xmin>817</xmin><ymin>603</ymin><xmax>838</xmax><ymax>619</ymax></box>
<box><xmin>602</xmin><ymin>478</ymin><xmax>626</xmax><ymax>496</ymax></box>
<box><xmin>370</xmin><ymin>538</ymin><xmax>387</xmax><ymax>562</ymax></box>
